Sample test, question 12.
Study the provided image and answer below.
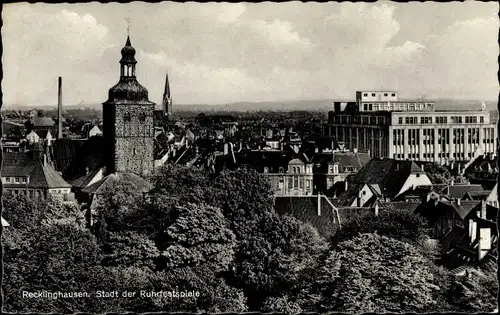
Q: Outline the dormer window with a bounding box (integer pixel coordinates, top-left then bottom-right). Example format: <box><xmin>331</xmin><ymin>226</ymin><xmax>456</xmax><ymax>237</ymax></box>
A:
<box><xmin>124</xmin><ymin>112</ymin><xmax>131</xmax><ymax>122</ymax></box>
<box><xmin>279</xmin><ymin>167</ymin><xmax>284</xmax><ymax>173</ymax></box>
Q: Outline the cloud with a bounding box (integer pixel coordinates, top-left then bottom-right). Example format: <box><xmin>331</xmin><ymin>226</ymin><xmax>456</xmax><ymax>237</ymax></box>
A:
<box><xmin>248</xmin><ymin>19</ymin><xmax>311</xmax><ymax>47</ymax></box>
<box><xmin>1</xmin><ymin>2</ymin><xmax>498</xmax><ymax>106</ymax></box>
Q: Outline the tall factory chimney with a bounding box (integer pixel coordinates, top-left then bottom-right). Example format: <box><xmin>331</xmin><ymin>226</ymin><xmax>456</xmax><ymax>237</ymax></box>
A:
<box><xmin>57</xmin><ymin>77</ymin><xmax>63</xmax><ymax>139</ymax></box>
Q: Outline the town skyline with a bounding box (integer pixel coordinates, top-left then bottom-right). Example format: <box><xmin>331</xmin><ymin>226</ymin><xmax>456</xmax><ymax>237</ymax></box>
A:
<box><xmin>2</xmin><ymin>1</ymin><xmax>499</xmax><ymax>107</ymax></box>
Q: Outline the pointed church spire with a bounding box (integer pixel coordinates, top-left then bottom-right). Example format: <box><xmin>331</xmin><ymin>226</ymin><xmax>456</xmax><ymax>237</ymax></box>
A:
<box><xmin>163</xmin><ymin>71</ymin><xmax>172</xmax><ymax>118</ymax></box>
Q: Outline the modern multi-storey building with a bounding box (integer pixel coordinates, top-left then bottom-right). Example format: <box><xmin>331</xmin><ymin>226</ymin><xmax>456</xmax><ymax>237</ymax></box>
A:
<box><xmin>325</xmin><ymin>91</ymin><xmax>497</xmax><ymax>164</ymax></box>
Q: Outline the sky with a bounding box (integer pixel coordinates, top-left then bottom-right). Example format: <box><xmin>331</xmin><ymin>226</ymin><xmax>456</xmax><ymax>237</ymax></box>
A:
<box><xmin>2</xmin><ymin>1</ymin><xmax>499</xmax><ymax>107</ymax></box>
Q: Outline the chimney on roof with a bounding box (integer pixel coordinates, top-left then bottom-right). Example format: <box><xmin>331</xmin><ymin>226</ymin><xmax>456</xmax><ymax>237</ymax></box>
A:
<box><xmin>421</xmin><ymin>164</ymin><xmax>425</xmax><ymax>172</ymax></box>
<box><xmin>374</xmin><ymin>201</ymin><xmax>379</xmax><ymax>216</ymax></box>
<box><xmin>317</xmin><ymin>193</ymin><xmax>322</xmax><ymax>216</ymax></box>
<box><xmin>353</xmin><ymin>148</ymin><xmax>358</xmax><ymax>154</ymax></box>
<box><xmin>481</xmin><ymin>200</ymin><xmax>486</xmax><ymax>219</ymax></box>
<box><xmin>457</xmin><ymin>198</ymin><xmax>461</xmax><ymax>206</ymax></box>
<box><xmin>344</xmin><ymin>180</ymin><xmax>348</xmax><ymax>192</ymax></box>
<box><xmin>57</xmin><ymin>77</ymin><xmax>63</xmax><ymax>139</ymax></box>
<box><xmin>451</xmin><ymin>179</ymin><xmax>455</xmax><ymax>186</ymax></box>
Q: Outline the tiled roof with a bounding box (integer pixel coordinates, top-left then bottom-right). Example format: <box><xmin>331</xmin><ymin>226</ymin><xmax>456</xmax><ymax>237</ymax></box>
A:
<box><xmin>31</xmin><ymin>116</ymin><xmax>55</xmax><ymax>127</ymax></box>
<box><xmin>68</xmin><ymin>167</ymin><xmax>105</xmax><ymax>189</ymax></box>
<box><xmin>351</xmin><ymin>158</ymin><xmax>423</xmax><ymax>197</ymax></box>
<box><xmin>274</xmin><ymin>196</ymin><xmax>338</xmax><ymax>238</ymax></box>
<box><xmin>2</xmin><ymin>121</ymin><xmax>23</xmax><ymax>136</ymax></box>
<box><xmin>464</xmin><ymin>154</ymin><xmax>497</xmax><ymax>174</ymax></box>
<box><xmin>416</xmin><ymin>198</ymin><xmax>480</xmax><ymax>222</ymax></box>
<box><xmin>387</xmin><ymin>202</ymin><xmax>420</xmax><ymax>212</ymax></box>
<box><xmin>82</xmin><ymin>172</ymin><xmax>152</xmax><ymax>194</ymax></box>
<box><xmin>1</xmin><ymin>151</ymin><xmax>71</xmax><ymax>189</ymax></box>
<box><xmin>52</xmin><ymin>138</ymin><xmax>87</xmax><ymax>173</ymax></box>
<box><xmin>216</xmin><ymin>149</ymin><xmax>294</xmax><ymax>173</ymax></box>
<box><xmin>442</xmin><ymin>184</ymin><xmax>485</xmax><ymax>199</ymax></box>
<box><xmin>59</xmin><ymin>136</ymin><xmax>107</xmax><ymax>180</ymax></box>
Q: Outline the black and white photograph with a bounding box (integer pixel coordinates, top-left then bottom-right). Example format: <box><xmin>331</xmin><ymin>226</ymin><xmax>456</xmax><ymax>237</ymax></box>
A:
<box><xmin>1</xmin><ymin>1</ymin><xmax>498</xmax><ymax>313</ymax></box>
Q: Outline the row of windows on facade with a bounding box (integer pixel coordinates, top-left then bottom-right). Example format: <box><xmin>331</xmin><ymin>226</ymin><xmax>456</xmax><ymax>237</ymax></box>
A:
<box><xmin>393</xmin><ymin>137</ymin><xmax>494</xmax><ymax>145</ymax></box>
<box><xmin>362</xmin><ymin>92</ymin><xmax>396</xmax><ymax>97</ymax></box>
<box><xmin>263</xmin><ymin>166</ymin><xmax>313</xmax><ymax>174</ymax></box>
<box><xmin>362</xmin><ymin>102</ymin><xmax>432</xmax><ymax>111</ymax></box>
<box><xmin>264</xmin><ymin>165</ymin><xmax>357</xmax><ymax>175</ymax></box>
<box><xmin>8</xmin><ymin>188</ymin><xmax>45</xmax><ymax>198</ymax></box>
<box><xmin>392</xmin><ymin>128</ymin><xmax>495</xmax><ymax>144</ymax></box>
<box><xmin>399</xmin><ymin>116</ymin><xmax>485</xmax><ymax>125</ymax></box>
<box><xmin>333</xmin><ymin>116</ymin><xmax>388</xmax><ymax>125</ymax></box>
<box><xmin>3</xmin><ymin>177</ymin><xmax>27</xmax><ymax>184</ymax></box>
<box><xmin>394</xmin><ymin>152</ymin><xmax>477</xmax><ymax>159</ymax></box>
<box><xmin>394</xmin><ymin>152</ymin><xmax>480</xmax><ymax>159</ymax></box>
<box><xmin>275</xmin><ymin>177</ymin><xmax>312</xmax><ymax>190</ymax></box>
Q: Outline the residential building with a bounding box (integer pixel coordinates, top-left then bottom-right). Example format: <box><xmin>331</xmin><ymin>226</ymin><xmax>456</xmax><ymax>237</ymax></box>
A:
<box><xmin>415</xmin><ymin>195</ymin><xmax>497</xmax><ymax>272</ymax></box>
<box><xmin>325</xmin><ymin>90</ymin><xmax>497</xmax><ymax>164</ymax></box>
<box><xmin>462</xmin><ymin>151</ymin><xmax>498</xmax><ymax>190</ymax></box>
<box><xmin>1</xmin><ymin>144</ymin><xmax>74</xmax><ymax>201</ymax></box>
<box><xmin>274</xmin><ymin>195</ymin><xmax>379</xmax><ymax>238</ymax></box>
<box><xmin>337</xmin><ymin>158</ymin><xmax>432</xmax><ymax>207</ymax></box>
<box><xmin>312</xmin><ymin>149</ymin><xmax>371</xmax><ymax>196</ymax></box>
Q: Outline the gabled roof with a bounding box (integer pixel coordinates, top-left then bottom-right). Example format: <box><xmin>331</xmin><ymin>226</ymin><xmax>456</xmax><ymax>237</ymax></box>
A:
<box><xmin>68</xmin><ymin>167</ymin><xmax>105</xmax><ymax>189</ymax></box>
<box><xmin>1</xmin><ymin>217</ymin><xmax>9</xmax><ymax>227</ymax></box>
<box><xmin>31</xmin><ymin>116</ymin><xmax>55</xmax><ymax>127</ymax></box>
<box><xmin>442</xmin><ymin>184</ymin><xmax>485</xmax><ymax>199</ymax></box>
<box><xmin>59</xmin><ymin>136</ymin><xmax>107</xmax><ymax>180</ymax></box>
<box><xmin>1</xmin><ymin>151</ymin><xmax>71</xmax><ymax>189</ymax></box>
<box><xmin>82</xmin><ymin>172</ymin><xmax>152</xmax><ymax>194</ymax></box>
<box><xmin>415</xmin><ymin>197</ymin><xmax>480</xmax><ymax>223</ymax></box>
<box><xmin>274</xmin><ymin>196</ymin><xmax>338</xmax><ymax>238</ymax></box>
<box><xmin>351</xmin><ymin>158</ymin><xmax>424</xmax><ymax>197</ymax></box>
<box><xmin>463</xmin><ymin>190</ymin><xmax>491</xmax><ymax>199</ymax></box>
<box><xmin>216</xmin><ymin>149</ymin><xmax>294</xmax><ymax>173</ymax></box>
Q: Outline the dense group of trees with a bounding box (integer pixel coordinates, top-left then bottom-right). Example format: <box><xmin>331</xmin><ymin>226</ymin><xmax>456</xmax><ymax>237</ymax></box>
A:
<box><xmin>2</xmin><ymin>166</ymin><xmax>497</xmax><ymax>313</ymax></box>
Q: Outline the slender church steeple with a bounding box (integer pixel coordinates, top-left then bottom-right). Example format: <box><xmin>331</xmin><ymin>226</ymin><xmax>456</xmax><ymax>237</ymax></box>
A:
<box><xmin>162</xmin><ymin>71</ymin><xmax>172</xmax><ymax>118</ymax></box>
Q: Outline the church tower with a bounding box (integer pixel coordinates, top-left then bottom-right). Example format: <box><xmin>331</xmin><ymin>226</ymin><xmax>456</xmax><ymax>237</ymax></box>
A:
<box><xmin>162</xmin><ymin>71</ymin><xmax>172</xmax><ymax>119</ymax></box>
<box><xmin>102</xmin><ymin>36</ymin><xmax>155</xmax><ymax>177</ymax></box>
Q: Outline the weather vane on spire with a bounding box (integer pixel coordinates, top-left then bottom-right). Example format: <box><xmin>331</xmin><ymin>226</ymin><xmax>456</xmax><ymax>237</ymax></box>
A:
<box><xmin>125</xmin><ymin>17</ymin><xmax>131</xmax><ymax>36</ymax></box>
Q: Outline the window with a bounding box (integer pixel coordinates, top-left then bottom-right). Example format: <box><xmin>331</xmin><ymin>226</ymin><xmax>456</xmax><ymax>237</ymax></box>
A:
<box><xmin>371</xmin><ymin>93</ymin><xmax>376</xmax><ymax>97</ymax></box>
<box><xmin>15</xmin><ymin>177</ymin><xmax>19</xmax><ymax>183</ymax></box>
<box><xmin>436</xmin><ymin>117</ymin><xmax>447</xmax><ymax>124</ymax></box>
<box><xmin>278</xmin><ymin>167</ymin><xmax>284</xmax><ymax>173</ymax></box>
<box><xmin>6</xmin><ymin>177</ymin><xmax>10</xmax><ymax>183</ymax></box>
<box><xmin>480</xmin><ymin>116</ymin><xmax>484</xmax><ymax>124</ymax></box>
<box><xmin>384</xmin><ymin>93</ymin><xmax>388</xmax><ymax>97</ymax></box>
<box><xmin>369</xmin><ymin>104</ymin><xmax>373</xmax><ymax>111</ymax></box>
<box><xmin>124</xmin><ymin>112</ymin><xmax>131</xmax><ymax>122</ymax></box>
<box><xmin>391</xmin><ymin>93</ymin><xmax>396</xmax><ymax>97</ymax></box>
<box><xmin>364</xmin><ymin>104</ymin><xmax>368</xmax><ymax>111</ymax></box>
<box><xmin>363</xmin><ymin>93</ymin><xmax>368</xmax><ymax>97</ymax></box>
<box><xmin>416</xmin><ymin>174</ymin><xmax>420</xmax><ymax>178</ymax></box>
<box><xmin>398</xmin><ymin>117</ymin><xmax>403</xmax><ymax>124</ymax></box>
<box><xmin>139</xmin><ymin>112</ymin><xmax>146</xmax><ymax>122</ymax></box>
<box><xmin>421</xmin><ymin>117</ymin><xmax>432</xmax><ymax>124</ymax></box>
<box><xmin>362</xmin><ymin>191</ymin><xmax>366</xmax><ymax>195</ymax></box>
<box><xmin>306</xmin><ymin>180</ymin><xmax>311</xmax><ymax>188</ymax></box>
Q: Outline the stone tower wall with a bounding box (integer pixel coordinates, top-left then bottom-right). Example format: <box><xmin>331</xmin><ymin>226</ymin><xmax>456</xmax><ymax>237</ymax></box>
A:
<box><xmin>113</xmin><ymin>104</ymin><xmax>155</xmax><ymax>177</ymax></box>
